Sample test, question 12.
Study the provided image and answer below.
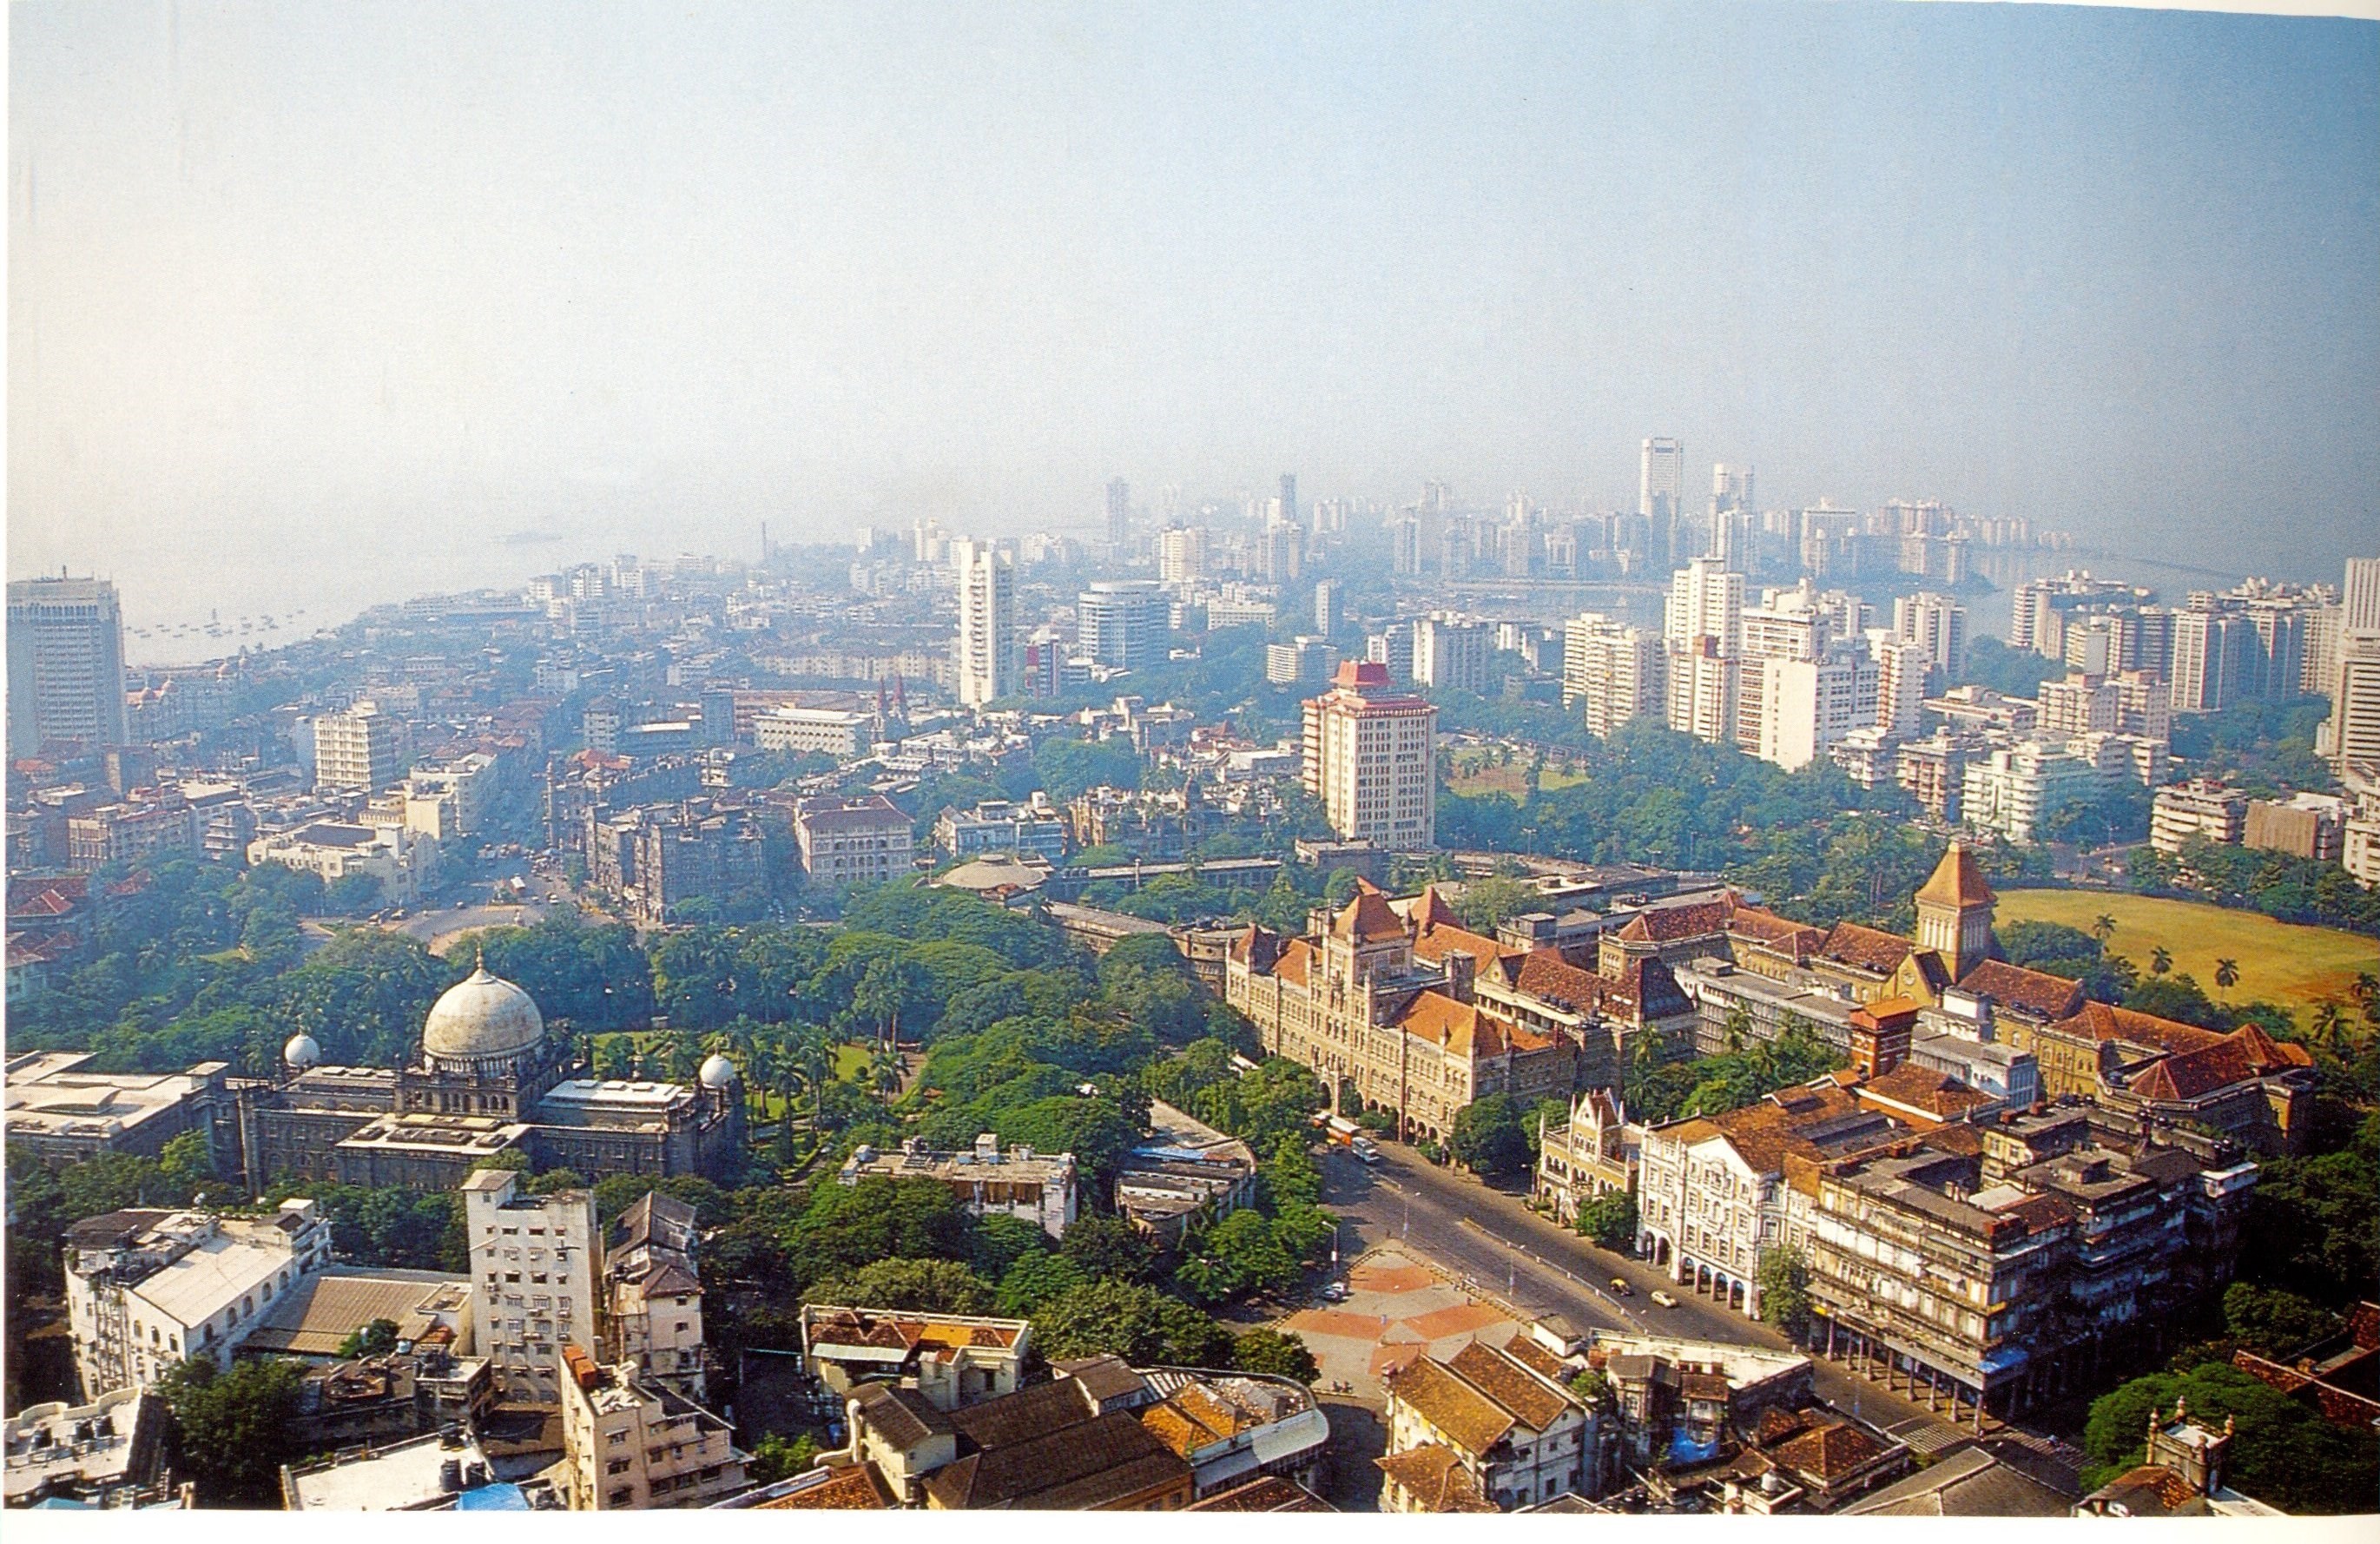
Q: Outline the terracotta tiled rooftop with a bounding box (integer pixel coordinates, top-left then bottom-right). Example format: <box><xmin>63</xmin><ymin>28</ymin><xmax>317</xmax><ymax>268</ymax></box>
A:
<box><xmin>1375</xmin><ymin>1443</ymin><xmax>1498</xmax><ymax>1513</ymax></box>
<box><xmin>1384</xmin><ymin>1356</ymin><xmax>1516</xmax><ymax>1457</ymax></box>
<box><xmin>1915</xmin><ymin>841</ymin><xmax>1995</xmax><ymax>910</ymax></box>
<box><xmin>1446</xmin><ymin>1340</ymin><xmax>1579</xmax><ymax>1435</ymax></box>
<box><xmin>1332</xmin><ymin>883</ymin><xmax>1407</xmax><ymax>942</ymax></box>
<box><xmin>1816</xmin><ymin>921</ymin><xmax>1915</xmax><ymax>975</ymax></box>
<box><xmin>1959</xmin><ymin>960</ymin><xmax>2086</xmax><ymax>1021</ymax></box>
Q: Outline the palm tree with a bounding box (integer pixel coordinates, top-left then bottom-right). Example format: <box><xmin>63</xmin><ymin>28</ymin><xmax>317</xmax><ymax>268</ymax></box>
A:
<box><xmin>2213</xmin><ymin>958</ymin><xmax>2239</xmax><ymax>999</ymax></box>
<box><xmin>2350</xmin><ymin>972</ymin><xmax>2380</xmax><ymax>1030</ymax></box>
<box><xmin>2149</xmin><ymin>947</ymin><xmax>2173</xmax><ymax>977</ymax></box>
<box><xmin>2092</xmin><ymin>914</ymin><xmax>2116</xmax><ymax>947</ymax></box>
<box><xmin>2309</xmin><ymin>1001</ymin><xmax>2351</xmax><ymax>1059</ymax></box>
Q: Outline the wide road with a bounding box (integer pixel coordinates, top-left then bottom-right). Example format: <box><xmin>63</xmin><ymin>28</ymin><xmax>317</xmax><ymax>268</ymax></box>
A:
<box><xmin>1319</xmin><ymin>1140</ymin><xmax>2000</xmax><ymax>1453</ymax></box>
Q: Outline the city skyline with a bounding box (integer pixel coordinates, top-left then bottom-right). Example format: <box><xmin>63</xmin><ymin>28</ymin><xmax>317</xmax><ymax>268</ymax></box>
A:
<box><xmin>10</xmin><ymin>0</ymin><xmax>2377</xmax><ymax>630</ymax></box>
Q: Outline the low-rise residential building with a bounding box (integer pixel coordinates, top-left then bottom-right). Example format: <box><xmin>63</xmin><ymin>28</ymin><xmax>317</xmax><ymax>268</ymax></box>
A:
<box><xmin>798</xmin><ymin>1306</ymin><xmax>1032</xmax><ymax>1412</ymax></box>
<box><xmin>1113</xmin><ymin>1101</ymin><xmax>1259</xmax><ymax>1243</ymax></box>
<box><xmin>2151</xmin><ymin>778</ymin><xmax>2249</xmax><ymax>855</ymax></box>
<box><xmin>64</xmin><ymin>790</ymin><xmax>201</xmax><ymax>870</ymax></box>
<box><xmin>1574</xmin><ymin>1329</ymin><xmax>1813</xmax><ymax>1479</ymax></box>
<box><xmin>280</xmin><ymin>1428</ymin><xmax>540</xmax><ymax>1512</ymax></box>
<box><xmin>1065</xmin><ymin>782</ymin><xmax>1206</xmax><ymax>859</ymax></box>
<box><xmin>559</xmin><ymin>1346</ymin><xmax>749</xmax><ymax>1510</ymax></box>
<box><xmin>1379</xmin><ymin>1338</ymin><xmax>1591</xmax><ymax>1512</ymax></box>
<box><xmin>64</xmin><ymin>1201</ymin><xmax>333</xmax><ymax>1397</ymax></box>
<box><xmin>602</xmin><ymin>1192</ymin><xmax>709</xmax><ymax>1403</ymax></box>
<box><xmin>285</xmin><ymin>1349</ymin><xmax>492</xmax><ymax>1455</ymax></box>
<box><xmin>247</xmin><ymin>820</ymin><xmax>438</xmax><ymax>905</ymax></box>
<box><xmin>3</xmin><ymin>1389</ymin><xmax>181</xmax><ymax>1510</ymax></box>
<box><xmin>838</xmin><ymin>1134</ymin><xmax>1079</xmax><ymax>1237</ymax></box>
<box><xmin>793</xmin><ymin>792</ymin><xmax>915</xmax><ymax>887</ymax></box>
<box><xmin>2244</xmin><ymin>791</ymin><xmax>2348</xmax><ymax>861</ymax></box>
<box><xmin>937</xmin><ymin>795</ymin><xmax>1067</xmax><ymax>861</ymax></box>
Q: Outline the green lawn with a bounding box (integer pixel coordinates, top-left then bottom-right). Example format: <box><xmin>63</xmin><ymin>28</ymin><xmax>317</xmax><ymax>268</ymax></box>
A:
<box><xmin>1997</xmin><ymin>889</ymin><xmax>2379</xmax><ymax>1030</ymax></box>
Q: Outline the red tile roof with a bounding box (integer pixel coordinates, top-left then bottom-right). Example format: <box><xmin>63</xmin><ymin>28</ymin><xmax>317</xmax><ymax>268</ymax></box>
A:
<box><xmin>1333</xmin><ymin>883</ymin><xmax>1407</xmax><ymax>942</ymax></box>
<box><xmin>1959</xmin><ymin>960</ymin><xmax>2087</xmax><ymax>1022</ymax></box>
<box><xmin>1915</xmin><ymin>842</ymin><xmax>1995</xmax><ymax>910</ymax></box>
<box><xmin>1816</xmin><ymin>921</ymin><xmax>1915</xmax><ymax>975</ymax></box>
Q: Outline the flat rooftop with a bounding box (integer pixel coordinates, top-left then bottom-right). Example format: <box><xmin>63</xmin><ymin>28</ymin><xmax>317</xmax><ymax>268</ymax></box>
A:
<box><xmin>4</xmin><ymin>1054</ymin><xmax>215</xmax><ymax>1141</ymax></box>
<box><xmin>285</xmin><ymin>1432</ymin><xmax>495</xmax><ymax>1511</ymax></box>
<box><xmin>125</xmin><ymin>1217</ymin><xmax>308</xmax><ymax>1328</ymax></box>
<box><xmin>537</xmin><ymin>1078</ymin><xmax>692</xmax><ymax>1109</ymax></box>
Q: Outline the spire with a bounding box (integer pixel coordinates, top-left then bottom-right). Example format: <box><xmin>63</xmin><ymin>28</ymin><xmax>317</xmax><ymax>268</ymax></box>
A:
<box><xmin>476</xmin><ymin>943</ymin><xmax>487</xmax><ymax>974</ymax></box>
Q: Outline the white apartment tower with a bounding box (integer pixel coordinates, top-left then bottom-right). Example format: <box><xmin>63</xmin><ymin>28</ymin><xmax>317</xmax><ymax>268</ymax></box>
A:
<box><xmin>1893</xmin><ymin>592</ymin><xmax>1968</xmax><ymax>690</ymax></box>
<box><xmin>7</xmin><ymin>576</ymin><xmax>129</xmax><ymax>756</ymax></box>
<box><xmin>1665</xmin><ymin>558</ymin><xmax>1744</xmax><ymax>656</ymax></box>
<box><xmin>1564</xmin><ymin>614</ymin><xmax>1666</xmax><ymax>738</ymax></box>
<box><xmin>953</xmin><ymin>538</ymin><xmax>1019</xmax><ymax>708</ymax></box>
<box><xmin>1157</xmin><ymin>525</ymin><xmax>1208</xmax><ymax>584</ymax></box>
<box><xmin>313</xmin><ymin>700</ymin><xmax>404</xmax><ymax>794</ymax></box>
<box><xmin>1413</xmin><ymin>613</ymin><xmax>1492</xmax><ymax>694</ymax></box>
<box><xmin>465</xmin><ymin>1169</ymin><xmax>599</xmax><ymax>1408</ymax></box>
<box><xmin>1302</xmin><ymin>660</ymin><xmax>1437</xmax><ymax>850</ymax></box>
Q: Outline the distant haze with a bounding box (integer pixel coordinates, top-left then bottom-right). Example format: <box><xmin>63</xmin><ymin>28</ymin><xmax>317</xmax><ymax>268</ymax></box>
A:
<box><xmin>11</xmin><ymin>1</ymin><xmax>2378</xmax><ymax>637</ymax></box>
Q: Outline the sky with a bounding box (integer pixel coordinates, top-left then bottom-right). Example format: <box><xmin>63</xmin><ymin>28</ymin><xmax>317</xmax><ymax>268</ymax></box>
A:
<box><xmin>9</xmin><ymin>0</ymin><xmax>2379</xmax><ymax>634</ymax></box>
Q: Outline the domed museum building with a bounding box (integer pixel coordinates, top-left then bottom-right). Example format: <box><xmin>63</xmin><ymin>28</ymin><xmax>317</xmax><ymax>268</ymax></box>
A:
<box><xmin>214</xmin><ymin>957</ymin><xmax>744</xmax><ymax>1191</ymax></box>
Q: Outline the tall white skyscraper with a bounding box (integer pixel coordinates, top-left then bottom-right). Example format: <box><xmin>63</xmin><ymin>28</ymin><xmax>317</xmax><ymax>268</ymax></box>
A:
<box><xmin>953</xmin><ymin>538</ymin><xmax>1019</xmax><ymax>708</ymax></box>
<box><xmin>2344</xmin><ymin>557</ymin><xmax>2380</xmax><ymax>636</ymax></box>
<box><xmin>1413</xmin><ymin>613</ymin><xmax>1491</xmax><ymax>693</ymax></box>
<box><xmin>7</xmin><ymin>576</ymin><xmax>129</xmax><ymax>757</ymax></box>
<box><xmin>465</xmin><ymin>1168</ymin><xmax>598</xmax><ymax>1408</ymax></box>
<box><xmin>1158</xmin><ymin>525</ymin><xmax>1207</xmax><ymax>583</ymax></box>
<box><xmin>1641</xmin><ymin>437</ymin><xmax>1684</xmax><ymax>568</ymax></box>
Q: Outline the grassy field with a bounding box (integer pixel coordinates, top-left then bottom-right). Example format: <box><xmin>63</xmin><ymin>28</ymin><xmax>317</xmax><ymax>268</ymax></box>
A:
<box><xmin>1997</xmin><ymin>889</ymin><xmax>2379</xmax><ymax>1029</ymax></box>
<box><xmin>1445</xmin><ymin>746</ymin><xmax>1586</xmax><ymax>802</ymax></box>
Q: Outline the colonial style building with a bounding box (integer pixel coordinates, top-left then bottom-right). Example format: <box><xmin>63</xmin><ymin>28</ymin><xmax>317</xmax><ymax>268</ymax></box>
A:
<box><xmin>210</xmin><ymin>963</ymin><xmax>745</xmax><ymax>1191</ymax></box>
<box><xmin>1533</xmin><ymin>1091</ymin><xmax>1640</xmax><ymax>1227</ymax></box>
<box><xmin>1378</xmin><ymin>1339</ymin><xmax>1592</xmax><ymax>1512</ymax></box>
<box><xmin>1224</xmin><ymin>883</ymin><xmax>1575</xmax><ymax>1142</ymax></box>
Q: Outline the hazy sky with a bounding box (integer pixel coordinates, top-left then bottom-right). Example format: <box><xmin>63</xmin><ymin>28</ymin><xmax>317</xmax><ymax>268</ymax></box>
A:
<box><xmin>10</xmin><ymin>0</ymin><xmax>2378</xmax><ymax>625</ymax></box>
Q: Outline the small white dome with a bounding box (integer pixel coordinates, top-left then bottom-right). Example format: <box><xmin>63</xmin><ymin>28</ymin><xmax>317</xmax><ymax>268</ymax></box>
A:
<box><xmin>422</xmin><ymin>966</ymin><xmax>545</xmax><ymax>1061</ymax></box>
<box><xmin>284</xmin><ymin>1033</ymin><xmax>322</xmax><ymax>1071</ymax></box>
<box><xmin>698</xmin><ymin>1053</ymin><xmax>740</xmax><ymax>1089</ymax></box>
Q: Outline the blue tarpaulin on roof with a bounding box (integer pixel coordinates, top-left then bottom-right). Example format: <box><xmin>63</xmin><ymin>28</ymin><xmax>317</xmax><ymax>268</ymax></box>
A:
<box><xmin>455</xmin><ymin>1482</ymin><xmax>529</xmax><ymax>1510</ymax></box>
<box><xmin>1670</xmin><ymin>1431</ymin><xmax>1719</xmax><ymax>1465</ymax></box>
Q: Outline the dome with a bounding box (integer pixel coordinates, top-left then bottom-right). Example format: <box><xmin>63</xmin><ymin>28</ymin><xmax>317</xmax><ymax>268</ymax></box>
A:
<box><xmin>284</xmin><ymin>1033</ymin><xmax>322</xmax><ymax>1071</ymax></box>
<box><xmin>698</xmin><ymin>1053</ymin><xmax>740</xmax><ymax>1090</ymax></box>
<box><xmin>422</xmin><ymin>966</ymin><xmax>545</xmax><ymax>1062</ymax></box>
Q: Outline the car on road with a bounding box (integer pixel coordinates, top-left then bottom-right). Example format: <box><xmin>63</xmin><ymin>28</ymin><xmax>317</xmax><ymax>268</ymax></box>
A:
<box><xmin>1608</xmin><ymin>1277</ymin><xmax>1632</xmax><ymax>1297</ymax></box>
<box><xmin>1651</xmin><ymin>1290</ymin><xmax>1678</xmax><ymax>1309</ymax></box>
<box><xmin>1350</xmin><ymin>1137</ymin><xmax>1383</xmax><ymax>1165</ymax></box>
<box><xmin>1320</xmin><ymin>1283</ymin><xmax>1349</xmax><ymax>1303</ymax></box>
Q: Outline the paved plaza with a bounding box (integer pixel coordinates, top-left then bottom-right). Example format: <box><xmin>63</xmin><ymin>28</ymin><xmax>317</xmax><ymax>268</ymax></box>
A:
<box><xmin>1281</xmin><ymin>1247</ymin><xmax>1526</xmax><ymax>1402</ymax></box>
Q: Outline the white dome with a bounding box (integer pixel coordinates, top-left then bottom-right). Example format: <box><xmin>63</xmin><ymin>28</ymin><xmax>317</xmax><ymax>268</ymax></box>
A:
<box><xmin>699</xmin><ymin>1053</ymin><xmax>740</xmax><ymax>1089</ymax></box>
<box><xmin>284</xmin><ymin>1033</ymin><xmax>322</xmax><ymax>1071</ymax></box>
<box><xmin>421</xmin><ymin>966</ymin><xmax>545</xmax><ymax>1061</ymax></box>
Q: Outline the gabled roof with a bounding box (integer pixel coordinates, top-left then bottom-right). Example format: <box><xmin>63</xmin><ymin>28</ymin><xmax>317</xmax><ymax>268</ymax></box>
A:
<box><xmin>1393</xmin><ymin>990</ymin><xmax>1503</xmax><ymax>1059</ymax></box>
<box><xmin>2052</xmin><ymin>1000</ymin><xmax>2224</xmax><ymax>1056</ymax></box>
<box><xmin>852</xmin><ymin>1382</ymin><xmax>953</xmax><ymax>1451</ymax></box>
<box><xmin>921</xmin><ymin>1409</ymin><xmax>1188</xmax><ymax>1510</ymax></box>
<box><xmin>1331</xmin><ymin>882</ymin><xmax>1406</xmax><ymax>943</ymax></box>
<box><xmin>1613</xmin><ymin>896</ymin><xmax>1737</xmax><ymax>944</ymax></box>
<box><xmin>1860</xmin><ymin>1063</ymin><xmax>1994</xmax><ymax>1121</ymax></box>
<box><xmin>1816</xmin><ymin>921</ymin><xmax>1915</xmax><ymax>976</ymax></box>
<box><xmin>1725</xmin><ymin>905</ymin><xmax>1826</xmax><ymax>954</ymax></box>
<box><xmin>1445</xmin><ymin>1341</ymin><xmax>1580</xmax><ymax>1435</ymax></box>
<box><xmin>754</xmin><ymin>1463</ymin><xmax>894</xmax><ymax>1509</ymax></box>
<box><xmin>1915</xmin><ymin>842</ymin><xmax>1994</xmax><ymax>910</ymax></box>
<box><xmin>1409</xmin><ymin>885</ymin><xmax>1464</xmax><ymax>933</ymax></box>
<box><xmin>1959</xmin><ymin>960</ymin><xmax>2086</xmax><ymax>1022</ymax></box>
<box><xmin>1185</xmin><ymin>1475</ymin><xmax>1334</xmax><ymax>1512</ymax></box>
<box><xmin>1383</xmin><ymin>1356</ymin><xmax>1515</xmax><ymax>1456</ymax></box>
<box><xmin>2125</xmin><ymin>1026</ymin><xmax>2316</xmax><ymax>1102</ymax></box>
<box><xmin>1767</xmin><ymin>1417</ymin><xmax>1892</xmax><ymax>1483</ymax></box>
<box><xmin>1411</xmin><ymin>916</ymin><xmax>1515</xmax><ymax>969</ymax></box>
<box><xmin>1374</xmin><ymin>1443</ymin><xmax>1497</xmax><ymax>1513</ymax></box>
<box><xmin>1509</xmin><ymin>948</ymin><xmax>1691</xmax><ymax>1026</ymax></box>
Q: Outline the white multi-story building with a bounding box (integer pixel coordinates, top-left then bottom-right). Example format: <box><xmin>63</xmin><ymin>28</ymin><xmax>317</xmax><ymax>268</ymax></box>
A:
<box><xmin>1872</xmin><ymin>637</ymin><xmax>1930</xmax><ymax>739</ymax></box>
<box><xmin>1157</xmin><ymin>525</ymin><xmax>1209</xmax><ymax>584</ymax></box>
<box><xmin>1078</xmin><ymin>580</ymin><xmax>1170</xmax><ymax>670</ymax></box>
<box><xmin>65</xmin><ymin>1201</ymin><xmax>333</xmax><ymax>1398</ymax></box>
<box><xmin>1302</xmin><ymin>660</ymin><xmax>1437</xmax><ymax>850</ymax></box>
<box><xmin>1751</xmin><ymin>646</ymin><xmax>1877</xmax><ymax>772</ymax></box>
<box><xmin>1380</xmin><ymin>1339</ymin><xmax>1591</xmax><ymax>1512</ymax></box>
<box><xmin>1562</xmin><ymin>614</ymin><xmax>1665</xmax><ymax>737</ymax></box>
<box><xmin>1665</xmin><ymin>558</ymin><xmax>1744</xmax><ymax>657</ymax></box>
<box><xmin>405</xmin><ymin>752</ymin><xmax>498</xmax><ymax>837</ymax></box>
<box><xmin>2324</xmin><ymin>631</ymin><xmax>2380</xmax><ymax>778</ymax></box>
<box><xmin>1960</xmin><ymin>742</ymin><xmax>2106</xmax><ymax>844</ymax></box>
<box><xmin>839</xmin><ymin>1134</ymin><xmax>1078</xmax><ymax>1238</ymax></box>
<box><xmin>752</xmin><ymin>706</ymin><xmax>874</xmax><ymax>758</ymax></box>
<box><xmin>1414</xmin><ymin>613</ymin><xmax>1491</xmax><ymax>694</ymax></box>
<box><xmin>8</xmin><ymin>577</ymin><xmax>129</xmax><ymax>756</ymax></box>
<box><xmin>465</xmin><ymin>1169</ymin><xmax>598</xmax><ymax>1408</ymax></box>
<box><xmin>1893</xmin><ymin>592</ymin><xmax>1968</xmax><ymax>690</ymax></box>
<box><xmin>2039</xmin><ymin>673</ymin><xmax>2121</xmax><ymax>737</ymax></box>
<box><xmin>1642</xmin><ymin>435</ymin><xmax>1686</xmax><ymax>565</ymax></box>
<box><xmin>247</xmin><ymin>820</ymin><xmax>438</xmax><ymax>905</ymax></box>
<box><xmin>953</xmin><ymin>538</ymin><xmax>1019</xmax><ymax>709</ymax></box>
<box><xmin>313</xmin><ymin>701</ymin><xmax>404</xmax><ymax>794</ymax></box>
<box><xmin>560</xmin><ymin>1349</ymin><xmax>748</xmax><ymax>1510</ymax></box>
